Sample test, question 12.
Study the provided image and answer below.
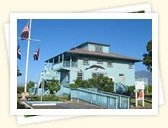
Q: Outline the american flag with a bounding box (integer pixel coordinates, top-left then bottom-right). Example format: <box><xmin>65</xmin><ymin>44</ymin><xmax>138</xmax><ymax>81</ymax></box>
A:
<box><xmin>33</xmin><ymin>48</ymin><xmax>40</xmax><ymax>61</ymax></box>
<box><xmin>21</xmin><ymin>24</ymin><xmax>29</xmax><ymax>40</ymax></box>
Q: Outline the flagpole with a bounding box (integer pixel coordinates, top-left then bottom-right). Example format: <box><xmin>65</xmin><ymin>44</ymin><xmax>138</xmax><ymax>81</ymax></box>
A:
<box><xmin>24</xmin><ymin>19</ymin><xmax>32</xmax><ymax>93</ymax></box>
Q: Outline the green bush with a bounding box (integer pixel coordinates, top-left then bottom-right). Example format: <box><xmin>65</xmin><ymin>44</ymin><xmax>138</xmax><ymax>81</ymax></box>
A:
<box><xmin>70</xmin><ymin>76</ymin><xmax>114</xmax><ymax>93</ymax></box>
<box><xmin>90</xmin><ymin>76</ymin><xmax>114</xmax><ymax>92</ymax></box>
<box><xmin>45</xmin><ymin>79</ymin><xmax>60</xmax><ymax>94</ymax></box>
<box><xmin>126</xmin><ymin>85</ymin><xmax>135</xmax><ymax>96</ymax></box>
<box><xmin>30</xmin><ymin>94</ymin><xmax>69</xmax><ymax>101</ymax></box>
<box><xmin>40</xmin><ymin>95</ymin><xmax>60</xmax><ymax>101</ymax></box>
<box><xmin>145</xmin><ymin>85</ymin><xmax>152</xmax><ymax>94</ymax></box>
<box><xmin>27</xmin><ymin>81</ymin><xmax>35</xmax><ymax>93</ymax></box>
<box><xmin>69</xmin><ymin>83</ymin><xmax>79</xmax><ymax>89</ymax></box>
<box><xmin>17</xmin><ymin>86</ymin><xmax>24</xmax><ymax>94</ymax></box>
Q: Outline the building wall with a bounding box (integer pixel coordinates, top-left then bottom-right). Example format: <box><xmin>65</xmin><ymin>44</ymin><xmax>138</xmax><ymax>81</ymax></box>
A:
<box><xmin>49</xmin><ymin>43</ymin><xmax>135</xmax><ymax>87</ymax></box>
<box><xmin>87</xmin><ymin>44</ymin><xmax>109</xmax><ymax>53</ymax></box>
<box><xmin>103</xmin><ymin>46</ymin><xmax>109</xmax><ymax>53</ymax></box>
<box><xmin>54</xmin><ymin>57</ymin><xmax>135</xmax><ymax>86</ymax></box>
<box><xmin>106</xmin><ymin>62</ymin><xmax>135</xmax><ymax>86</ymax></box>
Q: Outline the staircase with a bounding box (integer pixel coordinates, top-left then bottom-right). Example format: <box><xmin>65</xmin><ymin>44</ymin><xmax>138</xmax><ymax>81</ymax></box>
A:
<box><xmin>30</xmin><ymin>63</ymin><xmax>59</xmax><ymax>96</ymax></box>
<box><xmin>115</xmin><ymin>83</ymin><xmax>128</xmax><ymax>94</ymax></box>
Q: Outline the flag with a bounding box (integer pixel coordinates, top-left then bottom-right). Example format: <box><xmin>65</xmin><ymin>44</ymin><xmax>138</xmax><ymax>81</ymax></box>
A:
<box><xmin>33</xmin><ymin>48</ymin><xmax>40</xmax><ymax>61</ymax></box>
<box><xmin>21</xmin><ymin>23</ymin><xmax>29</xmax><ymax>40</ymax></box>
<box><xmin>17</xmin><ymin>44</ymin><xmax>21</xmax><ymax>59</ymax></box>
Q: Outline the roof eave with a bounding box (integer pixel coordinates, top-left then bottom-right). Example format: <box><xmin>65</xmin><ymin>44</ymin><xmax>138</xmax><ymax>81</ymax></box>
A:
<box><xmin>66</xmin><ymin>51</ymin><xmax>141</xmax><ymax>62</ymax></box>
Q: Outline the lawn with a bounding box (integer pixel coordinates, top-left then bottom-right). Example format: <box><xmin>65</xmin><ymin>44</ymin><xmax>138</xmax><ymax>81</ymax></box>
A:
<box><xmin>130</xmin><ymin>98</ymin><xmax>152</xmax><ymax>109</ymax></box>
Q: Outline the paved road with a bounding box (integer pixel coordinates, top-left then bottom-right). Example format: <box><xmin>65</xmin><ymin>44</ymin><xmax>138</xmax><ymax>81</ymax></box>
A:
<box><xmin>24</xmin><ymin>101</ymin><xmax>104</xmax><ymax>109</ymax></box>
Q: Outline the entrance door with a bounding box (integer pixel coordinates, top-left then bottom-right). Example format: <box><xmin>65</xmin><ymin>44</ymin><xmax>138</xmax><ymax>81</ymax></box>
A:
<box><xmin>60</xmin><ymin>70</ymin><xmax>70</xmax><ymax>86</ymax></box>
<box><xmin>119</xmin><ymin>74</ymin><xmax>125</xmax><ymax>85</ymax></box>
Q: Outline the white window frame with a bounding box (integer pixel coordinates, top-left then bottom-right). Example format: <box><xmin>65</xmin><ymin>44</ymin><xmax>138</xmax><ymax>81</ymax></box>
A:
<box><xmin>97</xmin><ymin>59</ymin><xmax>103</xmax><ymax>64</ymax></box>
<box><xmin>109</xmin><ymin>76</ymin><xmax>114</xmax><ymax>82</ymax></box>
<box><xmin>83</xmin><ymin>59</ymin><xmax>89</xmax><ymax>65</ymax></box>
<box><xmin>107</xmin><ymin>61</ymin><xmax>113</xmax><ymax>67</ymax></box>
<box><xmin>95</xmin><ymin>45</ymin><xmax>103</xmax><ymax>52</ymax></box>
<box><xmin>77</xmin><ymin>72</ymin><xmax>83</xmax><ymax>80</ymax></box>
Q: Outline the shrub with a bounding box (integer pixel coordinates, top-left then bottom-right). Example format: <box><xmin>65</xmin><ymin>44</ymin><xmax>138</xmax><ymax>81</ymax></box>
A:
<box><xmin>27</xmin><ymin>81</ymin><xmax>35</xmax><ymax>93</ymax></box>
<box><xmin>70</xmin><ymin>76</ymin><xmax>114</xmax><ymax>93</ymax></box>
<box><xmin>17</xmin><ymin>86</ymin><xmax>24</xmax><ymax>94</ymax></box>
<box><xmin>41</xmin><ymin>95</ymin><xmax>60</xmax><ymax>101</ymax></box>
<box><xmin>30</xmin><ymin>94</ymin><xmax>69</xmax><ymax>101</ymax></box>
<box><xmin>69</xmin><ymin>83</ymin><xmax>78</xmax><ymax>89</ymax></box>
<box><xmin>126</xmin><ymin>85</ymin><xmax>135</xmax><ymax>97</ymax></box>
<box><xmin>91</xmin><ymin>76</ymin><xmax>114</xmax><ymax>93</ymax></box>
<box><xmin>45</xmin><ymin>79</ymin><xmax>60</xmax><ymax>94</ymax></box>
<box><xmin>145</xmin><ymin>85</ymin><xmax>152</xmax><ymax>94</ymax></box>
<box><xmin>75</xmin><ymin>79</ymin><xmax>91</xmax><ymax>88</ymax></box>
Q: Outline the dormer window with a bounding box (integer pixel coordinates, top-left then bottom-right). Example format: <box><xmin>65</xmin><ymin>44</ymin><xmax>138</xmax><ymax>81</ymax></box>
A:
<box><xmin>95</xmin><ymin>45</ymin><xmax>103</xmax><ymax>52</ymax></box>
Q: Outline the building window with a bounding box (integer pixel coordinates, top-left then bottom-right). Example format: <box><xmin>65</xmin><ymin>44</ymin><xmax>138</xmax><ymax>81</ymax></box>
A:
<box><xmin>109</xmin><ymin>77</ymin><xmax>114</xmax><ymax>82</ymax></box>
<box><xmin>66</xmin><ymin>74</ymin><xmax>70</xmax><ymax>83</ymax></box>
<box><xmin>95</xmin><ymin>45</ymin><xmax>103</xmax><ymax>52</ymax></box>
<box><xmin>129</xmin><ymin>63</ymin><xmax>133</xmax><ymax>69</ymax></box>
<box><xmin>107</xmin><ymin>61</ymin><xmax>113</xmax><ymax>67</ymax></box>
<box><xmin>77</xmin><ymin>72</ymin><xmax>83</xmax><ymax>80</ymax></box>
<box><xmin>97</xmin><ymin>60</ymin><xmax>103</xmax><ymax>64</ymax></box>
<box><xmin>119</xmin><ymin>74</ymin><xmax>124</xmax><ymax>76</ymax></box>
<box><xmin>83</xmin><ymin>59</ymin><xmax>89</xmax><ymax>65</ymax></box>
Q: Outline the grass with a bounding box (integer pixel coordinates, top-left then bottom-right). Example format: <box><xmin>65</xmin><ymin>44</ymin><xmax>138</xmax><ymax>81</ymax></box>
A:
<box><xmin>28</xmin><ymin>94</ymin><xmax>70</xmax><ymax>102</ymax></box>
<box><xmin>130</xmin><ymin>98</ymin><xmax>152</xmax><ymax>109</ymax></box>
<box><xmin>17</xmin><ymin>94</ymin><xmax>70</xmax><ymax>109</ymax></box>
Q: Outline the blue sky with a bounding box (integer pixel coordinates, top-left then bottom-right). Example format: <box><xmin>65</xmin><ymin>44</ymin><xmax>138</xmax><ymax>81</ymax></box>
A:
<box><xmin>17</xmin><ymin>19</ymin><xmax>152</xmax><ymax>85</ymax></box>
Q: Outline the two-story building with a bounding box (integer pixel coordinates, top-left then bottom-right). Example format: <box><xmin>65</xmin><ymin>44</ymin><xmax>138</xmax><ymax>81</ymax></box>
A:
<box><xmin>43</xmin><ymin>42</ymin><xmax>141</xmax><ymax>90</ymax></box>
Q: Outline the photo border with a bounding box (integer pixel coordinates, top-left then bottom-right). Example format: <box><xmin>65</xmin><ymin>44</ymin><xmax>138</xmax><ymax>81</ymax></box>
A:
<box><xmin>10</xmin><ymin>13</ymin><xmax>158</xmax><ymax>115</ymax></box>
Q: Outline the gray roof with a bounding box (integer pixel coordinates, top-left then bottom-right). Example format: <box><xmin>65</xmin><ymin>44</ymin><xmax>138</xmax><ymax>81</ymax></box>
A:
<box><xmin>45</xmin><ymin>42</ymin><xmax>141</xmax><ymax>62</ymax></box>
<box><xmin>76</xmin><ymin>41</ymin><xmax>110</xmax><ymax>48</ymax></box>
<box><xmin>65</xmin><ymin>48</ymin><xmax>141</xmax><ymax>62</ymax></box>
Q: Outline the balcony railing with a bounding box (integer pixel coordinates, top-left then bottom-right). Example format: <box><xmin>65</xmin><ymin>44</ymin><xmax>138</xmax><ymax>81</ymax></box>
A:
<box><xmin>52</xmin><ymin>61</ymin><xmax>78</xmax><ymax>69</ymax></box>
<box><xmin>63</xmin><ymin>61</ymin><xmax>78</xmax><ymax>68</ymax></box>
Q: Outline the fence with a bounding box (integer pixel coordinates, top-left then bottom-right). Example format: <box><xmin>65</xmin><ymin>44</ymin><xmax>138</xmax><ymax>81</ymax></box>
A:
<box><xmin>61</xmin><ymin>86</ymin><xmax>130</xmax><ymax>109</ymax></box>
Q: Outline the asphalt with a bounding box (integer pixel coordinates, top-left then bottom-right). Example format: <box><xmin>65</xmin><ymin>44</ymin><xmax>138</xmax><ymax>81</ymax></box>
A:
<box><xmin>24</xmin><ymin>101</ymin><xmax>104</xmax><ymax>109</ymax></box>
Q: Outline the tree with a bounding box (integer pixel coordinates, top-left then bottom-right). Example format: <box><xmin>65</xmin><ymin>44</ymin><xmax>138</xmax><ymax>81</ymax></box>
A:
<box><xmin>91</xmin><ymin>76</ymin><xmax>114</xmax><ymax>92</ymax></box>
<box><xmin>27</xmin><ymin>81</ymin><xmax>35</xmax><ymax>92</ymax></box>
<box><xmin>45</xmin><ymin>79</ymin><xmax>60</xmax><ymax>94</ymax></box>
<box><xmin>70</xmin><ymin>76</ymin><xmax>114</xmax><ymax>93</ymax></box>
<box><xmin>143</xmin><ymin>40</ymin><xmax>152</xmax><ymax>72</ymax></box>
<box><xmin>17</xmin><ymin>66</ymin><xmax>22</xmax><ymax>77</ymax></box>
<box><xmin>17</xmin><ymin>86</ymin><xmax>24</xmax><ymax>94</ymax></box>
